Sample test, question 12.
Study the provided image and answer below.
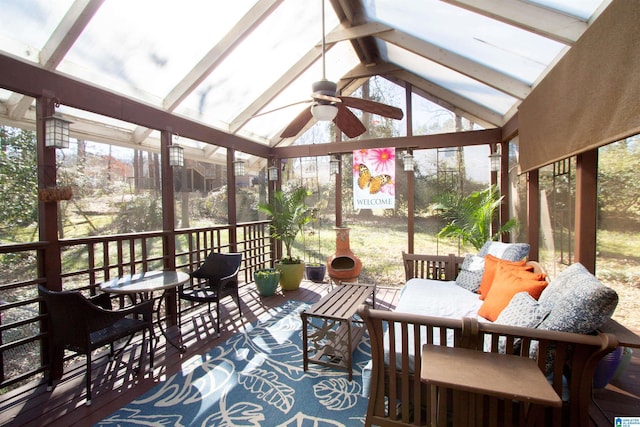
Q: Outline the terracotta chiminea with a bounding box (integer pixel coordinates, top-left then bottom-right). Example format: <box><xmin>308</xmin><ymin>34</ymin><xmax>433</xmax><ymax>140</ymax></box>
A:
<box><xmin>327</xmin><ymin>227</ymin><xmax>362</xmax><ymax>285</ymax></box>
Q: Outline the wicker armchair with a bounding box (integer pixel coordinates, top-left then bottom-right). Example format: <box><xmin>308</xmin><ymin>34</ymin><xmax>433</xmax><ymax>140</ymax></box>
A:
<box><xmin>179</xmin><ymin>252</ymin><xmax>243</xmax><ymax>335</ymax></box>
<box><xmin>38</xmin><ymin>285</ymin><xmax>154</xmax><ymax>406</ymax></box>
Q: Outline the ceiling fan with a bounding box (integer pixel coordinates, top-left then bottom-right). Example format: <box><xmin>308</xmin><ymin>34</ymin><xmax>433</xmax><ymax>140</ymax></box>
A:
<box><xmin>278</xmin><ymin>0</ymin><xmax>404</xmax><ymax>139</ymax></box>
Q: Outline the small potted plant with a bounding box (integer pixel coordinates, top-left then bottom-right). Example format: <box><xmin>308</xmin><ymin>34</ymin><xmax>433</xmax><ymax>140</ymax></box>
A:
<box><xmin>254</xmin><ymin>268</ymin><xmax>280</xmax><ymax>297</ymax></box>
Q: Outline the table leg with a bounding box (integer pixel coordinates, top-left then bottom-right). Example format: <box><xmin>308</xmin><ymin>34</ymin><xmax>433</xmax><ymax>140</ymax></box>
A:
<box><xmin>302</xmin><ymin>311</ymin><xmax>309</xmax><ymax>372</ymax></box>
<box><xmin>347</xmin><ymin>320</ymin><xmax>353</xmax><ymax>381</ymax></box>
<box><xmin>155</xmin><ymin>289</ymin><xmax>186</xmax><ymax>353</ymax></box>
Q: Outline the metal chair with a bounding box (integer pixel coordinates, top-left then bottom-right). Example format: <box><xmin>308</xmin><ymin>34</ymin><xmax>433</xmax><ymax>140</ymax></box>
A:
<box><xmin>179</xmin><ymin>252</ymin><xmax>243</xmax><ymax>335</ymax></box>
<box><xmin>38</xmin><ymin>285</ymin><xmax>154</xmax><ymax>406</ymax></box>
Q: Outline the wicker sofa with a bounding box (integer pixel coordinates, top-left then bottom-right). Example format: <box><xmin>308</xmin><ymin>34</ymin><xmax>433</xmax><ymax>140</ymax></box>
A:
<box><xmin>358</xmin><ymin>252</ymin><xmax>620</xmax><ymax>427</ymax></box>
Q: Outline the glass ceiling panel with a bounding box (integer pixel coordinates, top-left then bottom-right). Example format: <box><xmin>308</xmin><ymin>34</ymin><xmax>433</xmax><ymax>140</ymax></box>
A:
<box><xmin>59</xmin><ymin>1</ymin><xmax>257</xmax><ymax>105</ymax></box>
<box><xmin>0</xmin><ymin>0</ymin><xmax>74</xmax><ymax>62</ymax></box>
<box><xmin>381</xmin><ymin>43</ymin><xmax>516</xmax><ymax>115</ymax></box>
<box><xmin>177</xmin><ymin>0</ymin><xmax>339</xmax><ymax>130</ymax></box>
<box><xmin>528</xmin><ymin>0</ymin><xmax>606</xmax><ymax>20</ymax></box>
<box><xmin>364</xmin><ymin>0</ymin><xmax>564</xmax><ymax>85</ymax></box>
<box><xmin>240</xmin><ymin>41</ymin><xmax>359</xmax><ymax>142</ymax></box>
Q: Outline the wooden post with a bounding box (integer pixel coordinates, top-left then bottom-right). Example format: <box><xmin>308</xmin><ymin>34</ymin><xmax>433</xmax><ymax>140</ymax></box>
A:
<box><xmin>575</xmin><ymin>149</ymin><xmax>598</xmax><ymax>273</ymax></box>
<box><xmin>161</xmin><ymin>130</ymin><xmax>178</xmax><ymax>325</ymax></box>
<box><xmin>37</xmin><ymin>96</ymin><xmax>63</xmax><ymax>379</ymax></box>
<box><xmin>527</xmin><ymin>170</ymin><xmax>540</xmax><ymax>262</ymax></box>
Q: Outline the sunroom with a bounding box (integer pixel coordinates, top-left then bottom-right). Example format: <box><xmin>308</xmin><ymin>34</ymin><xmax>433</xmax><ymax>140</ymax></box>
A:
<box><xmin>0</xmin><ymin>0</ymin><xmax>639</xmax><ymax>425</ymax></box>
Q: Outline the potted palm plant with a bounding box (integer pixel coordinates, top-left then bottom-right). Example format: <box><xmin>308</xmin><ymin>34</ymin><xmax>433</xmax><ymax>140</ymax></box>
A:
<box><xmin>432</xmin><ymin>185</ymin><xmax>519</xmax><ymax>250</ymax></box>
<box><xmin>257</xmin><ymin>186</ymin><xmax>314</xmax><ymax>290</ymax></box>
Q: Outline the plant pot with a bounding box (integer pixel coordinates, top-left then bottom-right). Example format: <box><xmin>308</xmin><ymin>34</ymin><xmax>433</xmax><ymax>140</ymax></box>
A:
<box><xmin>254</xmin><ymin>268</ymin><xmax>280</xmax><ymax>297</ymax></box>
<box><xmin>305</xmin><ymin>264</ymin><xmax>326</xmax><ymax>283</ymax></box>
<box><xmin>593</xmin><ymin>346</ymin><xmax>624</xmax><ymax>389</ymax></box>
<box><xmin>613</xmin><ymin>347</ymin><xmax>633</xmax><ymax>381</ymax></box>
<box><xmin>275</xmin><ymin>261</ymin><xmax>305</xmax><ymax>291</ymax></box>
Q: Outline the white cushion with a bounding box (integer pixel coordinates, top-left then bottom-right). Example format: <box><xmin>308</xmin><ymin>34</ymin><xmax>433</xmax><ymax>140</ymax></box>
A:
<box><xmin>478</xmin><ymin>241</ymin><xmax>530</xmax><ymax>261</ymax></box>
<box><xmin>455</xmin><ymin>254</ymin><xmax>484</xmax><ymax>293</ymax></box>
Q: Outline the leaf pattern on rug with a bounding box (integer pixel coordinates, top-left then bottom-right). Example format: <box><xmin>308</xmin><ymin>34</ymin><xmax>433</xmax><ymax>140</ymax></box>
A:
<box><xmin>204</xmin><ymin>391</ymin><xmax>265</xmax><ymax>427</ymax></box>
<box><xmin>313</xmin><ymin>378</ymin><xmax>362</xmax><ymax>410</ymax></box>
<box><xmin>238</xmin><ymin>368</ymin><xmax>295</xmax><ymax>413</ymax></box>
<box><xmin>98</xmin><ymin>408</ymin><xmax>186</xmax><ymax>427</ymax></box>
<box><xmin>277</xmin><ymin>412</ymin><xmax>347</xmax><ymax>427</ymax></box>
<box><xmin>96</xmin><ymin>301</ymin><xmax>371</xmax><ymax>427</ymax></box>
<box><xmin>132</xmin><ymin>358</ymin><xmax>235</xmax><ymax>407</ymax></box>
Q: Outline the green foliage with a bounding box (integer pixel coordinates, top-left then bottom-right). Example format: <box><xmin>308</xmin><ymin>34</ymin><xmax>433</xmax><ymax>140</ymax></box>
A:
<box><xmin>0</xmin><ymin>127</ymin><xmax>38</xmax><ymax>236</ymax></box>
<box><xmin>112</xmin><ymin>195</ymin><xmax>163</xmax><ymax>233</ymax></box>
<box><xmin>598</xmin><ymin>137</ymin><xmax>640</xmax><ymax>217</ymax></box>
<box><xmin>257</xmin><ymin>186</ymin><xmax>314</xmax><ymax>263</ymax></box>
<box><xmin>254</xmin><ymin>268</ymin><xmax>279</xmax><ymax>278</ymax></box>
<box><xmin>432</xmin><ymin>185</ymin><xmax>518</xmax><ymax>250</ymax></box>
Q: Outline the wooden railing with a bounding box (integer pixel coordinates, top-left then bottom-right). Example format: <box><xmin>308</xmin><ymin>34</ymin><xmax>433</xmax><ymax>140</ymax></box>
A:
<box><xmin>0</xmin><ymin>242</ymin><xmax>49</xmax><ymax>389</ymax></box>
<box><xmin>0</xmin><ymin>221</ymin><xmax>274</xmax><ymax>392</ymax></box>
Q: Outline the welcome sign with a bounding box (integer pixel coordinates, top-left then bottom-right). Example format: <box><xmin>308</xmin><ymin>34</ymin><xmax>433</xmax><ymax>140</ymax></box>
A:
<box><xmin>353</xmin><ymin>147</ymin><xmax>395</xmax><ymax>209</ymax></box>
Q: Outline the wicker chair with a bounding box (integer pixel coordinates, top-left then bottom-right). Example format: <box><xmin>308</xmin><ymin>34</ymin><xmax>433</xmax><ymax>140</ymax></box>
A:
<box><xmin>179</xmin><ymin>252</ymin><xmax>243</xmax><ymax>335</ymax></box>
<box><xmin>38</xmin><ymin>285</ymin><xmax>154</xmax><ymax>406</ymax></box>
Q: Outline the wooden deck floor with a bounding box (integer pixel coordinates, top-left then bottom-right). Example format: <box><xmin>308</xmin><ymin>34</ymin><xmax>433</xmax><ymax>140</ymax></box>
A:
<box><xmin>0</xmin><ymin>280</ymin><xmax>637</xmax><ymax>426</ymax></box>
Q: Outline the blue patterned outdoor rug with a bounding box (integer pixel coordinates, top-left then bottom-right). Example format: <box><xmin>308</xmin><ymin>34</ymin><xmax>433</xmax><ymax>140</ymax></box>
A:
<box><xmin>97</xmin><ymin>300</ymin><xmax>371</xmax><ymax>426</ymax></box>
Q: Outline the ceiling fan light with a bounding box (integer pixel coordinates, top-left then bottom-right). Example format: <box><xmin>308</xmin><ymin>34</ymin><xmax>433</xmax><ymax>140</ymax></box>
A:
<box><xmin>311</xmin><ymin>103</ymin><xmax>338</xmax><ymax>121</ymax></box>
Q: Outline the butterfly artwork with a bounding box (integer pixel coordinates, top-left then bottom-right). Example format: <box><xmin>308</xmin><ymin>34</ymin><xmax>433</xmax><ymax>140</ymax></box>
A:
<box><xmin>357</xmin><ymin>164</ymin><xmax>392</xmax><ymax>194</ymax></box>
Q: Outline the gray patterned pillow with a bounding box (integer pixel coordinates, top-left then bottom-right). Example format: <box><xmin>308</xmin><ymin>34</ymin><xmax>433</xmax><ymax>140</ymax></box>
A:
<box><xmin>537</xmin><ymin>263</ymin><xmax>618</xmax><ymax>334</ymax></box>
<box><xmin>455</xmin><ymin>254</ymin><xmax>484</xmax><ymax>293</ymax></box>
<box><xmin>495</xmin><ymin>292</ymin><xmax>550</xmax><ymax>328</ymax></box>
<box><xmin>478</xmin><ymin>241</ymin><xmax>530</xmax><ymax>262</ymax></box>
<box><xmin>492</xmin><ymin>292</ymin><xmax>550</xmax><ymax>354</ymax></box>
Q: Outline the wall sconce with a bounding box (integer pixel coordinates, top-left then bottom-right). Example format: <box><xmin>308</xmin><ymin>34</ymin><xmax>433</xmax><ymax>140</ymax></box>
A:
<box><xmin>489</xmin><ymin>146</ymin><xmax>501</xmax><ymax>172</ymax></box>
<box><xmin>329</xmin><ymin>155</ymin><xmax>340</xmax><ymax>175</ymax></box>
<box><xmin>402</xmin><ymin>151</ymin><xmax>415</xmax><ymax>172</ymax></box>
<box><xmin>267</xmin><ymin>161</ymin><xmax>278</xmax><ymax>181</ymax></box>
<box><xmin>168</xmin><ymin>143</ymin><xmax>184</xmax><ymax>167</ymax></box>
<box><xmin>45</xmin><ymin>114</ymin><xmax>71</xmax><ymax>149</ymax></box>
<box><xmin>233</xmin><ymin>158</ymin><xmax>246</xmax><ymax>177</ymax></box>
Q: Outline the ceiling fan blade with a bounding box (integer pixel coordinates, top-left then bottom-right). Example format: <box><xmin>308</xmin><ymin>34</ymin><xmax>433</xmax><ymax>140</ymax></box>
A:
<box><xmin>339</xmin><ymin>96</ymin><xmax>404</xmax><ymax>120</ymax></box>
<box><xmin>280</xmin><ymin>107</ymin><xmax>313</xmax><ymax>138</ymax></box>
<box><xmin>334</xmin><ymin>104</ymin><xmax>367</xmax><ymax>138</ymax></box>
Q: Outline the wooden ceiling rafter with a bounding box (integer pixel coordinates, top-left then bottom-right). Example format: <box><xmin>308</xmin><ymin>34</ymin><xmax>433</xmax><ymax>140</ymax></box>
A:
<box><xmin>376</xmin><ymin>29</ymin><xmax>531</xmax><ymax>100</ymax></box>
<box><xmin>442</xmin><ymin>0</ymin><xmax>589</xmax><ymax>45</ymax></box>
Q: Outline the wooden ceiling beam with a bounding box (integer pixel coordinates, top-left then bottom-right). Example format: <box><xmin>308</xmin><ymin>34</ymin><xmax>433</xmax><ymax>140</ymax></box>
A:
<box><xmin>377</xmin><ymin>29</ymin><xmax>531</xmax><ymax>100</ymax></box>
<box><xmin>442</xmin><ymin>0</ymin><xmax>589</xmax><ymax>45</ymax></box>
<box><xmin>390</xmin><ymin>69</ymin><xmax>503</xmax><ymax>127</ymax></box>
<box><xmin>273</xmin><ymin>128</ymin><xmax>502</xmax><ymax>158</ymax></box>
<box><xmin>0</xmin><ymin>53</ymin><xmax>271</xmax><ymax>158</ymax></box>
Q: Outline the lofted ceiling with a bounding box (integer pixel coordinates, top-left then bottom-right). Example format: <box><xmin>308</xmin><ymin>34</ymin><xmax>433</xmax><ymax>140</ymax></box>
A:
<box><xmin>0</xmin><ymin>0</ymin><xmax>611</xmax><ymax>164</ymax></box>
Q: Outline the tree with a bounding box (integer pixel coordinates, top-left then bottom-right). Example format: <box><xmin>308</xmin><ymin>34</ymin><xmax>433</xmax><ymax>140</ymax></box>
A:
<box><xmin>432</xmin><ymin>185</ymin><xmax>519</xmax><ymax>250</ymax></box>
<box><xmin>598</xmin><ymin>137</ymin><xmax>640</xmax><ymax>218</ymax></box>
<box><xmin>0</xmin><ymin>127</ymin><xmax>38</xmax><ymax>238</ymax></box>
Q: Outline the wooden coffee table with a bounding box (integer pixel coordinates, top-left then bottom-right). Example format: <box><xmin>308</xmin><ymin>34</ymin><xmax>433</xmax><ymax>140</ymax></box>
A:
<box><xmin>301</xmin><ymin>283</ymin><xmax>375</xmax><ymax>380</ymax></box>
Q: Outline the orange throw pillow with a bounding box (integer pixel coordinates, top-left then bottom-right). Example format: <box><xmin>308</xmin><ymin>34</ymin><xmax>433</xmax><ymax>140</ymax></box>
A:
<box><xmin>478</xmin><ymin>263</ymin><xmax>548</xmax><ymax>321</ymax></box>
<box><xmin>478</xmin><ymin>254</ymin><xmax>531</xmax><ymax>300</ymax></box>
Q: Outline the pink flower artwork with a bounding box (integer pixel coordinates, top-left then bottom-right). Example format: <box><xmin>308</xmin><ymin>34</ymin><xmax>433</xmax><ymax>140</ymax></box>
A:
<box><xmin>367</xmin><ymin>148</ymin><xmax>395</xmax><ymax>174</ymax></box>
